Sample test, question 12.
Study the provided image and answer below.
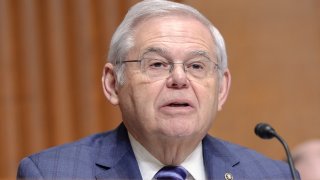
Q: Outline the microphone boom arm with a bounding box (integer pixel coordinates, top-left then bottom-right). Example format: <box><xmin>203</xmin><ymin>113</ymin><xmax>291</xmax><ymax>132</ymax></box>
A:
<box><xmin>255</xmin><ymin>123</ymin><xmax>298</xmax><ymax>180</ymax></box>
<box><xmin>273</xmin><ymin>133</ymin><xmax>298</xmax><ymax>180</ymax></box>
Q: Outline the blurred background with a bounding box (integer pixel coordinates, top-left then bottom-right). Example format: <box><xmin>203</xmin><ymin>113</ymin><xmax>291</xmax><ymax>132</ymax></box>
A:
<box><xmin>0</xmin><ymin>0</ymin><xmax>319</xmax><ymax>178</ymax></box>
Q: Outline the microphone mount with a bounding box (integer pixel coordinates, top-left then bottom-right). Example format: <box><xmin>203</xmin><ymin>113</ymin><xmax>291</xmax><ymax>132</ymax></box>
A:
<box><xmin>255</xmin><ymin>123</ymin><xmax>298</xmax><ymax>180</ymax></box>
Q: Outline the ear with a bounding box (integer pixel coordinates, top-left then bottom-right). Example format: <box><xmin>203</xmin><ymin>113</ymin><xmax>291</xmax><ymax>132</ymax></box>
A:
<box><xmin>217</xmin><ymin>69</ymin><xmax>231</xmax><ymax>111</ymax></box>
<box><xmin>102</xmin><ymin>63</ymin><xmax>119</xmax><ymax>105</ymax></box>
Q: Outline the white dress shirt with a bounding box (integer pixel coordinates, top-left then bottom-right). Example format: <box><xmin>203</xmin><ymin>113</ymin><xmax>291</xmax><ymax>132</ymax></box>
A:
<box><xmin>128</xmin><ymin>133</ymin><xmax>207</xmax><ymax>180</ymax></box>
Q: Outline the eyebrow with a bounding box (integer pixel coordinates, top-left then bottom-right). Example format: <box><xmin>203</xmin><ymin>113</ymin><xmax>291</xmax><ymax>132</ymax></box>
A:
<box><xmin>140</xmin><ymin>47</ymin><xmax>212</xmax><ymax>61</ymax></box>
<box><xmin>188</xmin><ymin>50</ymin><xmax>211</xmax><ymax>60</ymax></box>
<box><xmin>141</xmin><ymin>47</ymin><xmax>169</xmax><ymax>58</ymax></box>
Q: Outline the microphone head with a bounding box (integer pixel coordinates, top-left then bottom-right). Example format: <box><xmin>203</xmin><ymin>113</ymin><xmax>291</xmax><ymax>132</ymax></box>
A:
<box><xmin>255</xmin><ymin>123</ymin><xmax>276</xmax><ymax>139</ymax></box>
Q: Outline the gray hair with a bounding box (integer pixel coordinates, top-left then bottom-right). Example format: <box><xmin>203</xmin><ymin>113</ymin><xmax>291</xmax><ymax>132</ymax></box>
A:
<box><xmin>107</xmin><ymin>0</ymin><xmax>228</xmax><ymax>85</ymax></box>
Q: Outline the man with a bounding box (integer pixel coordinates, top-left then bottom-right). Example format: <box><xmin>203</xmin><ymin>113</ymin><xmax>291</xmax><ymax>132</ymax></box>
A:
<box><xmin>17</xmin><ymin>0</ymin><xmax>298</xmax><ymax>179</ymax></box>
<box><xmin>292</xmin><ymin>139</ymin><xmax>320</xmax><ymax>180</ymax></box>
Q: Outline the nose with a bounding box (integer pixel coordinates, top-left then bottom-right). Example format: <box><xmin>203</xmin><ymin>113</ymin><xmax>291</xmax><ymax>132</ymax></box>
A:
<box><xmin>166</xmin><ymin>64</ymin><xmax>189</xmax><ymax>89</ymax></box>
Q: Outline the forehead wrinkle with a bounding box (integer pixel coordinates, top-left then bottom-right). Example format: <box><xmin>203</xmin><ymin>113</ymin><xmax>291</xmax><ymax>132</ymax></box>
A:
<box><xmin>143</xmin><ymin>35</ymin><xmax>213</xmax><ymax>50</ymax></box>
<box><xmin>141</xmin><ymin>46</ymin><xmax>168</xmax><ymax>57</ymax></box>
<box><xmin>138</xmin><ymin>46</ymin><xmax>217</xmax><ymax>64</ymax></box>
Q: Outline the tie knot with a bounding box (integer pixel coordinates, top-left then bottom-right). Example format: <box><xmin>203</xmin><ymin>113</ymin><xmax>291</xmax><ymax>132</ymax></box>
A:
<box><xmin>154</xmin><ymin>165</ymin><xmax>188</xmax><ymax>180</ymax></box>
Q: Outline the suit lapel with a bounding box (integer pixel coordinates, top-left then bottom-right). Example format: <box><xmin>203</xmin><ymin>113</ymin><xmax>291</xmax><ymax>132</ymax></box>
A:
<box><xmin>92</xmin><ymin>126</ymin><xmax>245</xmax><ymax>179</ymax></box>
<box><xmin>94</xmin><ymin>124</ymin><xmax>142</xmax><ymax>180</ymax></box>
<box><xmin>203</xmin><ymin>135</ymin><xmax>244</xmax><ymax>179</ymax></box>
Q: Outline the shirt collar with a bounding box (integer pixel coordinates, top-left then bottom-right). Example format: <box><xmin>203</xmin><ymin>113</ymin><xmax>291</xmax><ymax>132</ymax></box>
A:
<box><xmin>128</xmin><ymin>133</ymin><xmax>206</xmax><ymax>180</ymax></box>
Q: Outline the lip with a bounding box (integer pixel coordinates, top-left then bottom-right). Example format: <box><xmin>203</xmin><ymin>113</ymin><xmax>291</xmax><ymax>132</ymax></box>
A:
<box><xmin>159</xmin><ymin>99</ymin><xmax>195</xmax><ymax>114</ymax></box>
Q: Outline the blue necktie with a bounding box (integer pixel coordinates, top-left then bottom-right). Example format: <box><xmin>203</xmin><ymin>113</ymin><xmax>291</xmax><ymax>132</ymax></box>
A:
<box><xmin>154</xmin><ymin>165</ymin><xmax>188</xmax><ymax>180</ymax></box>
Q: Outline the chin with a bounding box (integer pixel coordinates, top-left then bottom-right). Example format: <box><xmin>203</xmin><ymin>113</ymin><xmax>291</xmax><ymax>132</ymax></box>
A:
<box><xmin>159</xmin><ymin>126</ymin><xmax>196</xmax><ymax>138</ymax></box>
<box><xmin>152</xmin><ymin>117</ymin><xmax>202</xmax><ymax>137</ymax></box>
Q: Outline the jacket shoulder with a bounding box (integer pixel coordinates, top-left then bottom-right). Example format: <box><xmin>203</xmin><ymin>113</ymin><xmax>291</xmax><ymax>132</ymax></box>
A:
<box><xmin>17</xmin><ymin>127</ymin><xmax>120</xmax><ymax>179</ymax></box>
<box><xmin>204</xmin><ymin>136</ymin><xmax>299</xmax><ymax>179</ymax></box>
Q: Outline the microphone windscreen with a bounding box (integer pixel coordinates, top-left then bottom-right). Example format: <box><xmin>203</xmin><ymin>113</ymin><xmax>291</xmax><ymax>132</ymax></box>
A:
<box><xmin>254</xmin><ymin>123</ymin><xmax>276</xmax><ymax>139</ymax></box>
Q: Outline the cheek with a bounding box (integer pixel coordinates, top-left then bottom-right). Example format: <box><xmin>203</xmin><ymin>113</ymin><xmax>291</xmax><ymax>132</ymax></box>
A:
<box><xmin>195</xmin><ymin>79</ymin><xmax>218</xmax><ymax>107</ymax></box>
<box><xmin>133</xmin><ymin>81</ymin><xmax>161</xmax><ymax>106</ymax></box>
<box><xmin>120</xmin><ymin>78</ymin><xmax>163</xmax><ymax>121</ymax></box>
<box><xmin>193</xmin><ymin>80</ymin><xmax>219</xmax><ymax>123</ymax></box>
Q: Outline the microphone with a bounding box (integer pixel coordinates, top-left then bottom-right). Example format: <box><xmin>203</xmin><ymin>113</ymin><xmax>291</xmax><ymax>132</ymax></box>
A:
<box><xmin>254</xmin><ymin>123</ymin><xmax>298</xmax><ymax>180</ymax></box>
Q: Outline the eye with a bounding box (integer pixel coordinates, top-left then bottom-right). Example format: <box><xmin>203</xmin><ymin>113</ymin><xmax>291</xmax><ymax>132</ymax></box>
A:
<box><xmin>146</xmin><ymin>59</ymin><xmax>169</xmax><ymax>69</ymax></box>
<box><xmin>151</xmin><ymin>62</ymin><xmax>165</xmax><ymax>68</ymax></box>
<box><xmin>187</xmin><ymin>61</ymin><xmax>205</xmax><ymax>70</ymax></box>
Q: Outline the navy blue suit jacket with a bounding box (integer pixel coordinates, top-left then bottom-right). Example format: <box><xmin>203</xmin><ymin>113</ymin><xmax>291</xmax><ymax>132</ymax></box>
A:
<box><xmin>17</xmin><ymin>124</ymin><xmax>298</xmax><ymax>179</ymax></box>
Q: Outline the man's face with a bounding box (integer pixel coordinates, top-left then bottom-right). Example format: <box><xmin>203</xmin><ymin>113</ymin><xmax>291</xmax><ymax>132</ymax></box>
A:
<box><xmin>104</xmin><ymin>15</ymin><xmax>230</xmax><ymax>142</ymax></box>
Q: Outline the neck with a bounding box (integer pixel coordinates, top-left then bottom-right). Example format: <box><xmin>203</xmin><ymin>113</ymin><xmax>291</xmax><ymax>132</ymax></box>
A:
<box><xmin>131</xmin><ymin>132</ymin><xmax>204</xmax><ymax>165</ymax></box>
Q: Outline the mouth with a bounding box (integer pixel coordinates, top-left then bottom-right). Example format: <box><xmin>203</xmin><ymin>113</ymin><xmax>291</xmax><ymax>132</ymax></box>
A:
<box><xmin>167</xmin><ymin>102</ymin><xmax>190</xmax><ymax>107</ymax></box>
<box><xmin>159</xmin><ymin>99</ymin><xmax>194</xmax><ymax>114</ymax></box>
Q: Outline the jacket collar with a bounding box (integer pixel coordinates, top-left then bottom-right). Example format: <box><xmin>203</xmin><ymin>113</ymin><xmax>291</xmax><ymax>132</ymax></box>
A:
<box><xmin>93</xmin><ymin>124</ymin><xmax>243</xmax><ymax>179</ymax></box>
<box><xmin>203</xmin><ymin>135</ymin><xmax>243</xmax><ymax>179</ymax></box>
<box><xmin>94</xmin><ymin>124</ymin><xmax>142</xmax><ymax>179</ymax></box>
